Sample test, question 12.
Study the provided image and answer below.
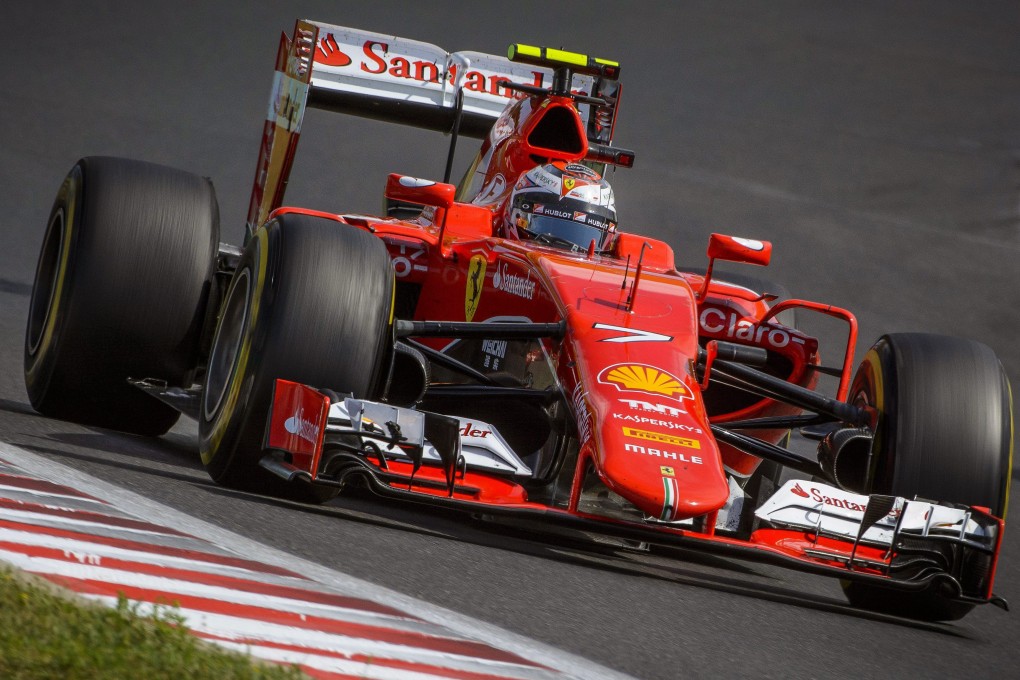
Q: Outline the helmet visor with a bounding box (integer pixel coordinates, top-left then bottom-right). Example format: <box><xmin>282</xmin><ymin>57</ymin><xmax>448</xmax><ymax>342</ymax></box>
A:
<box><xmin>514</xmin><ymin>196</ymin><xmax>616</xmax><ymax>250</ymax></box>
<box><xmin>523</xmin><ymin>214</ymin><xmax>609</xmax><ymax>251</ymax></box>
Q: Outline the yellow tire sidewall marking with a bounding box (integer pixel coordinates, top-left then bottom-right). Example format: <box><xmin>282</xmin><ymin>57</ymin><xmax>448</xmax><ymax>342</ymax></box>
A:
<box><xmin>26</xmin><ymin>173</ymin><xmax>78</xmax><ymax>384</ymax></box>
<box><xmin>1002</xmin><ymin>377</ymin><xmax>1013</xmax><ymax>517</ymax></box>
<box><xmin>201</xmin><ymin>227</ymin><xmax>269</xmax><ymax>465</ymax></box>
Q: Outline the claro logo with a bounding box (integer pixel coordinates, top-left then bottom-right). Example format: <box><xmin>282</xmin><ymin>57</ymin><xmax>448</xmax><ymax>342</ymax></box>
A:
<box><xmin>699</xmin><ymin>307</ymin><xmax>805</xmax><ymax>350</ymax></box>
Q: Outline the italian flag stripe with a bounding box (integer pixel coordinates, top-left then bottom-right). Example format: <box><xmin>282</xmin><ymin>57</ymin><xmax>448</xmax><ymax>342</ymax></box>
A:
<box><xmin>660</xmin><ymin>477</ymin><xmax>677</xmax><ymax>521</ymax></box>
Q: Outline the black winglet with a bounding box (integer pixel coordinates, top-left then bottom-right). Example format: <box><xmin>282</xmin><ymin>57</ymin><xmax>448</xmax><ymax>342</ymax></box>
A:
<box><xmin>424</xmin><ymin>412</ymin><xmax>461</xmax><ymax>496</ymax></box>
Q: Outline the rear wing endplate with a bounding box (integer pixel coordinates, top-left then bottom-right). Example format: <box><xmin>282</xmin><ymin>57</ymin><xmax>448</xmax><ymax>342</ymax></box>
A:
<box><xmin>247</xmin><ymin>20</ymin><xmax>622</xmax><ymax>235</ymax></box>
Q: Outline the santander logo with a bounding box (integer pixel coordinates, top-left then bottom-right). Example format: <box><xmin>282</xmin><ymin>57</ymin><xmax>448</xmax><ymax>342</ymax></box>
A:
<box><xmin>791</xmin><ymin>482</ymin><xmax>867</xmax><ymax>512</ymax></box>
<box><xmin>309</xmin><ymin>34</ymin><xmax>544</xmax><ymax>99</ymax></box>
<box><xmin>315</xmin><ymin>34</ymin><xmax>353</xmax><ymax>67</ymax></box>
<box><xmin>492</xmin><ymin>261</ymin><xmax>536</xmax><ymax>300</ymax></box>
<box><xmin>284</xmin><ymin>408</ymin><xmax>319</xmax><ymax>444</ymax></box>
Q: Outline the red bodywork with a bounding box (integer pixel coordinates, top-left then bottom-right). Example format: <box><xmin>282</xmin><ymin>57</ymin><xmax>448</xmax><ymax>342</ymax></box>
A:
<box><xmin>250</xmin><ymin>20</ymin><xmax>1003</xmax><ymax>605</ymax></box>
<box><xmin>275</xmin><ymin>169</ymin><xmax>823</xmax><ymax>524</ymax></box>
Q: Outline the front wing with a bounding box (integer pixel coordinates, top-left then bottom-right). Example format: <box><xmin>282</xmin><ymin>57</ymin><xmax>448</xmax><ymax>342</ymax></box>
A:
<box><xmin>262</xmin><ymin>379</ymin><xmax>1006</xmax><ymax>608</ymax></box>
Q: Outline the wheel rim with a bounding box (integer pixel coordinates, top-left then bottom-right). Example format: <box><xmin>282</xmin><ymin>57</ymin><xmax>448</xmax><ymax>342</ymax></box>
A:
<box><xmin>26</xmin><ymin>209</ymin><xmax>65</xmax><ymax>356</ymax></box>
<box><xmin>203</xmin><ymin>268</ymin><xmax>251</xmax><ymax>421</ymax></box>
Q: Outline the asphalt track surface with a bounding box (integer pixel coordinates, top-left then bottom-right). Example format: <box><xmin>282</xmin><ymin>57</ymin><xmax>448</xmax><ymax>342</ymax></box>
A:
<box><xmin>2</xmin><ymin>2</ymin><xmax>1018</xmax><ymax>679</ymax></box>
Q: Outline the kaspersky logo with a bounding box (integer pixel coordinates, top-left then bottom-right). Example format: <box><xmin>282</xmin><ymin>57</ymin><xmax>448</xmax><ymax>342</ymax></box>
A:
<box><xmin>598</xmin><ymin>364</ymin><xmax>692</xmax><ymax>402</ymax></box>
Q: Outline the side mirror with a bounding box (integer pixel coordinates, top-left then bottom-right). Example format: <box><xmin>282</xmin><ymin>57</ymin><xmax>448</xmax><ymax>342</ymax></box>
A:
<box><xmin>698</xmin><ymin>233</ymin><xmax>772</xmax><ymax>301</ymax></box>
<box><xmin>385</xmin><ymin>174</ymin><xmax>456</xmax><ymax>211</ymax></box>
<box><xmin>706</xmin><ymin>233</ymin><xmax>772</xmax><ymax>266</ymax></box>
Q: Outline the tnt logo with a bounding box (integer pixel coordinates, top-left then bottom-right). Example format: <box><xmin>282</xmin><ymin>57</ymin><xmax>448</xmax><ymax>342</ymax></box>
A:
<box><xmin>619</xmin><ymin>399</ymin><xmax>686</xmax><ymax>418</ymax></box>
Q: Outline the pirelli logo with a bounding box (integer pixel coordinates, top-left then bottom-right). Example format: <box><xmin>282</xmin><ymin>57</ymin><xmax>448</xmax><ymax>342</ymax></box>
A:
<box><xmin>622</xmin><ymin>427</ymin><xmax>700</xmax><ymax>449</ymax></box>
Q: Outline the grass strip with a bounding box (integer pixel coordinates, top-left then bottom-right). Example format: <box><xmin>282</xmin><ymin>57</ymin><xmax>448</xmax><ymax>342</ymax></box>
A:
<box><xmin>0</xmin><ymin>565</ymin><xmax>309</xmax><ymax>679</ymax></box>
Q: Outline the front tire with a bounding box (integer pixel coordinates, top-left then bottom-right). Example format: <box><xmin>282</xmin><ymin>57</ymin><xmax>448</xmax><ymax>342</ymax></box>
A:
<box><xmin>842</xmin><ymin>333</ymin><xmax>1013</xmax><ymax>621</ymax></box>
<box><xmin>199</xmin><ymin>214</ymin><xmax>394</xmax><ymax>502</ymax></box>
<box><xmin>24</xmin><ymin>157</ymin><xmax>220</xmax><ymax>436</ymax></box>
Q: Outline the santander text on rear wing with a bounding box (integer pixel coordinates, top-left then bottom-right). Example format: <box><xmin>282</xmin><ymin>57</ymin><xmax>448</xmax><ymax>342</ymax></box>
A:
<box><xmin>246</xmin><ymin>20</ymin><xmax>623</xmax><ymax>235</ymax></box>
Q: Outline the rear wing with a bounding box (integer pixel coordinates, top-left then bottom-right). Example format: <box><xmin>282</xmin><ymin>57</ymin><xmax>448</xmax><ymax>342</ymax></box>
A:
<box><xmin>247</xmin><ymin>20</ymin><xmax>623</xmax><ymax>235</ymax></box>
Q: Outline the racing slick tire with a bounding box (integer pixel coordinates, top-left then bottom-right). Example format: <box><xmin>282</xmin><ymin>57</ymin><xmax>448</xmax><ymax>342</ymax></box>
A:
<box><xmin>199</xmin><ymin>214</ymin><xmax>394</xmax><ymax>503</ymax></box>
<box><xmin>24</xmin><ymin>156</ymin><xmax>220</xmax><ymax>436</ymax></box>
<box><xmin>842</xmin><ymin>333</ymin><xmax>1013</xmax><ymax>621</ymax></box>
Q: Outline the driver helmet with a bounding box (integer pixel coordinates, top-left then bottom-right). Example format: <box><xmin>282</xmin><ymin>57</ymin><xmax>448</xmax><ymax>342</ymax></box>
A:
<box><xmin>504</xmin><ymin>162</ymin><xmax>617</xmax><ymax>251</ymax></box>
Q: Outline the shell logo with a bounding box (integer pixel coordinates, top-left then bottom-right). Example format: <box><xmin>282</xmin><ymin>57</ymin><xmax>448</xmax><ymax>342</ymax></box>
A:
<box><xmin>597</xmin><ymin>364</ymin><xmax>692</xmax><ymax>402</ymax></box>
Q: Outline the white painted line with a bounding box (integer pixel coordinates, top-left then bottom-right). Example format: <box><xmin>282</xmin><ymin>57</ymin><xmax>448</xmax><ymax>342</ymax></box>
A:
<box><xmin>0</xmin><ymin>549</ymin><xmax>437</xmax><ymax>631</ymax></box>
<box><xmin>188</xmin><ymin>636</ymin><xmax>549</xmax><ymax>680</ymax></box>
<box><xmin>0</xmin><ymin>526</ymin><xmax>332</xmax><ymax>592</ymax></box>
<box><xmin>0</xmin><ymin>526</ymin><xmax>279</xmax><ymax>577</ymax></box>
<box><xmin>0</xmin><ymin>506</ymin><xmax>187</xmax><ymax>539</ymax></box>
<box><xmin>78</xmin><ymin>594</ymin><xmax>565</xmax><ymax>680</ymax></box>
<box><xmin>0</xmin><ymin>480</ymin><xmax>108</xmax><ymax>505</ymax></box>
<box><xmin>0</xmin><ymin>441</ymin><xmax>636</xmax><ymax>680</ymax></box>
<box><xmin>0</xmin><ymin>489</ymin><xmax>117</xmax><ymax>515</ymax></box>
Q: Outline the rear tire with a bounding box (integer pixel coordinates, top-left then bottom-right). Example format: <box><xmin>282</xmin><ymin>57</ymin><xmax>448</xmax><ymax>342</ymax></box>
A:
<box><xmin>198</xmin><ymin>214</ymin><xmax>394</xmax><ymax>503</ymax></box>
<box><xmin>24</xmin><ymin>157</ymin><xmax>219</xmax><ymax>436</ymax></box>
<box><xmin>842</xmin><ymin>333</ymin><xmax>1013</xmax><ymax>621</ymax></box>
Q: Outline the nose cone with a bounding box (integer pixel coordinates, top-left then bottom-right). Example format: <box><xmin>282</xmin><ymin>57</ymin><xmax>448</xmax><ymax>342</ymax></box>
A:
<box><xmin>546</xmin><ymin>256</ymin><xmax>730</xmax><ymax>522</ymax></box>
<box><xmin>586</xmin><ymin>361</ymin><xmax>730</xmax><ymax>522</ymax></box>
<box><xmin>599</xmin><ymin>432</ymin><xmax>730</xmax><ymax>521</ymax></box>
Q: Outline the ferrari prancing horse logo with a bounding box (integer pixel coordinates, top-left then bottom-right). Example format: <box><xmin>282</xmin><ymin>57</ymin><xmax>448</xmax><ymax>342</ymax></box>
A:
<box><xmin>465</xmin><ymin>254</ymin><xmax>486</xmax><ymax>321</ymax></box>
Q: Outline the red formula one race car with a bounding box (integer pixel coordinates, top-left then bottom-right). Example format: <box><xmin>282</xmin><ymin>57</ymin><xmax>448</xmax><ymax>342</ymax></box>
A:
<box><xmin>25</xmin><ymin>20</ymin><xmax>1013</xmax><ymax>622</ymax></box>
